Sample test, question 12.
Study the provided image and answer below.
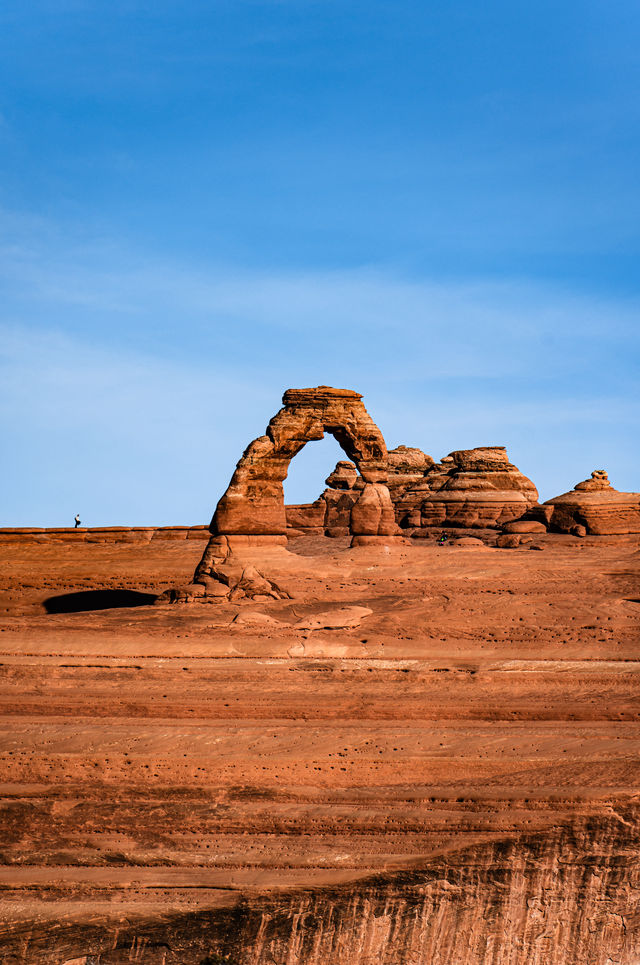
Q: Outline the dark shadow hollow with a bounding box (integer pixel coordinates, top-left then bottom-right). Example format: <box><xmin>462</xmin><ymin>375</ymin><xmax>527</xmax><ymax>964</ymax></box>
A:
<box><xmin>44</xmin><ymin>589</ymin><xmax>158</xmax><ymax>613</ymax></box>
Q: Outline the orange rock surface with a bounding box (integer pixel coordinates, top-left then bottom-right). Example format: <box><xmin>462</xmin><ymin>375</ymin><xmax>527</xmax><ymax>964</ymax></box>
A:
<box><xmin>210</xmin><ymin>387</ymin><xmax>395</xmax><ymax>545</ymax></box>
<box><xmin>0</xmin><ymin>528</ymin><xmax>639</xmax><ymax>964</ymax></box>
<box><xmin>544</xmin><ymin>470</ymin><xmax>640</xmax><ymax>535</ymax></box>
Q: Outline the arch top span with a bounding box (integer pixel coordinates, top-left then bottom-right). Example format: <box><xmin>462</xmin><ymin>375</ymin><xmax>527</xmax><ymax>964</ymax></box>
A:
<box><xmin>208</xmin><ymin>385</ymin><xmax>397</xmax><ymax>544</ymax></box>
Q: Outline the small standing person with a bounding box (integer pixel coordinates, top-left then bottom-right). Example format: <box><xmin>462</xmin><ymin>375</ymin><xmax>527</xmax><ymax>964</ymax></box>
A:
<box><xmin>74</xmin><ymin>514</ymin><xmax>81</xmax><ymax>528</ymax></box>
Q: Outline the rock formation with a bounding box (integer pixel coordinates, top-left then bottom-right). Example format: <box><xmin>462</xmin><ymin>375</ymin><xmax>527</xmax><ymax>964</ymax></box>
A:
<box><xmin>382</xmin><ymin>446</ymin><xmax>537</xmax><ymax>530</ymax></box>
<box><xmin>325</xmin><ymin>459</ymin><xmax>360</xmax><ymax>490</ymax></box>
<box><xmin>543</xmin><ymin>470</ymin><xmax>640</xmax><ymax>535</ymax></box>
<box><xmin>285</xmin><ymin>460</ymin><xmax>363</xmax><ymax>538</ymax></box>
<box><xmin>386</xmin><ymin>445</ymin><xmax>435</xmax><ymax>498</ymax></box>
<box><xmin>414</xmin><ymin>446</ymin><xmax>538</xmax><ymax>530</ymax></box>
<box><xmin>287</xmin><ymin>444</ymin><xmax>540</xmax><ymax>535</ymax></box>
<box><xmin>193</xmin><ymin>388</ymin><xmax>397</xmax><ymax>588</ymax></box>
<box><xmin>285</xmin><ymin>446</ymin><xmax>437</xmax><ymax>538</ymax></box>
<box><xmin>158</xmin><ymin>557</ymin><xmax>293</xmax><ymax>605</ymax></box>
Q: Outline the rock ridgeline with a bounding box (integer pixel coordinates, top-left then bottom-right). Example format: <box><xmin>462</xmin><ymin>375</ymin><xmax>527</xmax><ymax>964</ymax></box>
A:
<box><xmin>268</xmin><ymin>388</ymin><xmax>640</xmax><ymax>540</ymax></box>
<box><xmin>290</xmin><ymin>456</ymin><xmax>640</xmax><ymax>540</ymax></box>
<box><xmin>287</xmin><ymin>444</ymin><xmax>541</xmax><ymax>535</ymax></box>
<box><xmin>13</xmin><ymin>388</ymin><xmax>636</xmax><ymax>558</ymax></box>
<box><xmin>6</xmin><ymin>382</ymin><xmax>638</xmax><ymax>551</ymax></box>
<box><xmin>0</xmin><ymin>526</ymin><xmax>210</xmax><ymax>544</ymax></box>
<box><xmin>400</xmin><ymin>445</ymin><xmax>539</xmax><ymax>530</ymax></box>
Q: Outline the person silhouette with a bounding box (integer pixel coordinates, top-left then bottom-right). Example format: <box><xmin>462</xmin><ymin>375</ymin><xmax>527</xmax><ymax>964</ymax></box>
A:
<box><xmin>74</xmin><ymin>514</ymin><xmax>81</xmax><ymax>528</ymax></box>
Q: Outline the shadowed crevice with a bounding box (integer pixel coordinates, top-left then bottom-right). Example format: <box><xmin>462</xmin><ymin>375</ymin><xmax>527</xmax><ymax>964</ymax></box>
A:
<box><xmin>43</xmin><ymin>589</ymin><xmax>158</xmax><ymax>613</ymax></box>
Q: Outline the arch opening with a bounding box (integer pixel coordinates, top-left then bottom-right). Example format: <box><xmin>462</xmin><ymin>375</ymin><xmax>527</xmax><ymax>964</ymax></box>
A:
<box><xmin>282</xmin><ymin>433</ymin><xmax>346</xmax><ymax>506</ymax></box>
<box><xmin>201</xmin><ymin>387</ymin><xmax>397</xmax><ymax>557</ymax></box>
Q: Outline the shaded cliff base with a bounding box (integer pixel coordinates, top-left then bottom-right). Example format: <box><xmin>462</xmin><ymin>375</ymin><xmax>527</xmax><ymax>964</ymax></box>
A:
<box><xmin>2</xmin><ymin>809</ymin><xmax>639</xmax><ymax>965</ymax></box>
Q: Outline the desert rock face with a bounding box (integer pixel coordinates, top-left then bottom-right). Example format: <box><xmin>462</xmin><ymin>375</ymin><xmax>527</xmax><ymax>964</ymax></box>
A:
<box><xmin>325</xmin><ymin>459</ymin><xmax>360</xmax><ymax>490</ymax></box>
<box><xmin>286</xmin><ymin>461</ymin><xmax>362</xmax><ymax>537</ymax></box>
<box><xmin>1</xmin><ymin>529</ymin><xmax>639</xmax><ymax>964</ymax></box>
<box><xmin>206</xmin><ymin>387</ymin><xmax>396</xmax><ymax>555</ymax></box>
<box><xmin>394</xmin><ymin>446</ymin><xmax>538</xmax><ymax>530</ymax></box>
<box><xmin>544</xmin><ymin>470</ymin><xmax>640</xmax><ymax>535</ymax></box>
<box><xmin>292</xmin><ymin>444</ymin><xmax>539</xmax><ymax>535</ymax></box>
<box><xmin>386</xmin><ymin>445</ymin><xmax>435</xmax><ymax>497</ymax></box>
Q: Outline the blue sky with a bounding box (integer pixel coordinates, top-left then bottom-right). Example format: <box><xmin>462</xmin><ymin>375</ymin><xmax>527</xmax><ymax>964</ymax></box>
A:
<box><xmin>1</xmin><ymin>0</ymin><xmax>639</xmax><ymax>525</ymax></box>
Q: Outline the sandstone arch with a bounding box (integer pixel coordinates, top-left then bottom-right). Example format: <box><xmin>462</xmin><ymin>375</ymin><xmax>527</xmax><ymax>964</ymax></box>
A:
<box><xmin>206</xmin><ymin>387</ymin><xmax>396</xmax><ymax>549</ymax></box>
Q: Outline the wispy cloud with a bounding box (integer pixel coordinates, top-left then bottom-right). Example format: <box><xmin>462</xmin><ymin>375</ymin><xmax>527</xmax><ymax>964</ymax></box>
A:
<box><xmin>2</xmin><ymin>219</ymin><xmax>638</xmax><ymax>376</ymax></box>
<box><xmin>1</xmin><ymin>215</ymin><xmax>638</xmax><ymax>523</ymax></box>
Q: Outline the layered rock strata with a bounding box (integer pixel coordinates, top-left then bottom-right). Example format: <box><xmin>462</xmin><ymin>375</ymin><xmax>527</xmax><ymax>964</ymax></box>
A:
<box><xmin>415</xmin><ymin>447</ymin><xmax>539</xmax><ymax>530</ymax></box>
<box><xmin>295</xmin><ymin>447</ymin><xmax>436</xmax><ymax>536</ymax></box>
<box><xmin>304</xmin><ymin>446</ymin><xmax>539</xmax><ymax>532</ymax></box>
<box><xmin>386</xmin><ymin>445</ymin><xmax>435</xmax><ymax>498</ymax></box>
<box><xmin>288</xmin><ymin>445</ymin><xmax>539</xmax><ymax>535</ymax></box>
<box><xmin>543</xmin><ymin>470</ymin><xmax>640</xmax><ymax>535</ymax></box>
<box><xmin>0</xmin><ymin>526</ymin><xmax>210</xmax><ymax>543</ymax></box>
<box><xmin>2</xmin><ymin>533</ymin><xmax>640</xmax><ymax>963</ymax></box>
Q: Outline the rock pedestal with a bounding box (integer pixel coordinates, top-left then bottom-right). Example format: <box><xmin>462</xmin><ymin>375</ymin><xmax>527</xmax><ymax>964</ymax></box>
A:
<box><xmin>544</xmin><ymin>471</ymin><xmax>640</xmax><ymax>535</ymax></box>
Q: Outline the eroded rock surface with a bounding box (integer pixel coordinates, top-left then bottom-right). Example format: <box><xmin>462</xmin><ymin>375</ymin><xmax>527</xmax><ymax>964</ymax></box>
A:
<box><xmin>158</xmin><ymin>554</ymin><xmax>292</xmax><ymax>605</ymax></box>
<box><xmin>544</xmin><ymin>470</ymin><xmax>640</xmax><ymax>535</ymax></box>
<box><xmin>386</xmin><ymin>445</ymin><xmax>435</xmax><ymax>497</ymax></box>
<box><xmin>0</xmin><ymin>532</ymin><xmax>639</xmax><ymax>963</ymax></box>
<box><xmin>415</xmin><ymin>446</ymin><xmax>538</xmax><ymax>530</ymax></box>
<box><xmin>203</xmin><ymin>387</ymin><xmax>396</xmax><ymax>557</ymax></box>
<box><xmin>291</xmin><ymin>444</ymin><xmax>539</xmax><ymax>535</ymax></box>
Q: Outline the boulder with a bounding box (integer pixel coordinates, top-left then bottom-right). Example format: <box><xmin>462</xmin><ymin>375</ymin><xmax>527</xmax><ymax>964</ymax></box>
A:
<box><xmin>503</xmin><ymin>520</ymin><xmax>547</xmax><ymax>534</ymax></box>
<box><xmin>496</xmin><ymin>533</ymin><xmax>522</xmax><ymax>548</ymax></box>
<box><xmin>324</xmin><ymin>460</ymin><xmax>359</xmax><ymax>490</ymax></box>
<box><xmin>544</xmin><ymin>471</ymin><xmax>640</xmax><ymax>535</ymax></box>
<box><xmin>322</xmin><ymin>488</ymin><xmax>359</xmax><ymax>533</ymax></box>
<box><xmin>200</xmin><ymin>576</ymin><xmax>230</xmax><ymax>598</ymax></box>
<box><xmin>155</xmin><ymin>583</ymin><xmax>206</xmax><ymax>604</ymax></box>
<box><xmin>350</xmin><ymin>482</ymin><xmax>397</xmax><ymax>537</ymax></box>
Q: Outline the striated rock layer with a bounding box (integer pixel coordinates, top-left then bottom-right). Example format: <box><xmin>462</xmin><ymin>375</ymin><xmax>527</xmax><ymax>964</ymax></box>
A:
<box><xmin>299</xmin><ymin>445</ymin><xmax>540</xmax><ymax>534</ymax></box>
<box><xmin>400</xmin><ymin>446</ymin><xmax>539</xmax><ymax>530</ymax></box>
<box><xmin>544</xmin><ymin>470</ymin><xmax>640</xmax><ymax>535</ymax></box>
<box><xmin>4</xmin><ymin>816</ymin><xmax>639</xmax><ymax>965</ymax></box>
<box><xmin>1</xmin><ymin>531</ymin><xmax>639</xmax><ymax>963</ymax></box>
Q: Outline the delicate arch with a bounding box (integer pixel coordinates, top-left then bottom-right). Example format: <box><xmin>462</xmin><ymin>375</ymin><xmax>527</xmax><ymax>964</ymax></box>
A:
<box><xmin>209</xmin><ymin>387</ymin><xmax>396</xmax><ymax>542</ymax></box>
